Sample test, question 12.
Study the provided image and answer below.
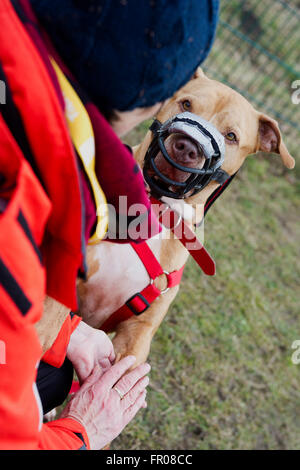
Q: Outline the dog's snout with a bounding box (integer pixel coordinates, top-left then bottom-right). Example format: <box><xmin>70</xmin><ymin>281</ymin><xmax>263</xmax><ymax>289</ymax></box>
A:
<box><xmin>172</xmin><ymin>137</ymin><xmax>199</xmax><ymax>165</ymax></box>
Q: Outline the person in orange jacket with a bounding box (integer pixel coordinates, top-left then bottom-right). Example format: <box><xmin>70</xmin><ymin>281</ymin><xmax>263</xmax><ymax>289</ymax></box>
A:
<box><xmin>0</xmin><ymin>0</ymin><xmax>219</xmax><ymax>449</ymax></box>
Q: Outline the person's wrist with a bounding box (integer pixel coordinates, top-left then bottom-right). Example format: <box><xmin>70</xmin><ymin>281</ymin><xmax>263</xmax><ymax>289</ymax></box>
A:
<box><xmin>57</xmin><ymin>414</ymin><xmax>91</xmax><ymax>449</ymax></box>
<box><xmin>60</xmin><ymin>407</ymin><xmax>83</xmax><ymax>426</ymax></box>
<box><xmin>60</xmin><ymin>394</ymin><xmax>87</xmax><ymax>429</ymax></box>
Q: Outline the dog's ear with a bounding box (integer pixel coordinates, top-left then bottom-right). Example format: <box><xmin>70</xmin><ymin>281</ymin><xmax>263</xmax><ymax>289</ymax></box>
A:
<box><xmin>193</xmin><ymin>67</ymin><xmax>207</xmax><ymax>80</ymax></box>
<box><xmin>257</xmin><ymin>114</ymin><xmax>295</xmax><ymax>169</ymax></box>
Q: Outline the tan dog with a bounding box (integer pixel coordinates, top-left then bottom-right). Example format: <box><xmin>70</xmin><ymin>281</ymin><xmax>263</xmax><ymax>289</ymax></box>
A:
<box><xmin>73</xmin><ymin>68</ymin><xmax>294</xmax><ymax>367</ymax></box>
<box><xmin>37</xmin><ymin>68</ymin><xmax>294</xmax><ymax>366</ymax></box>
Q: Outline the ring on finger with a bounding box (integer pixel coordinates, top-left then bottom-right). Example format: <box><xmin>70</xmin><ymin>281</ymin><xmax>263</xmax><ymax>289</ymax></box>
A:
<box><xmin>113</xmin><ymin>386</ymin><xmax>125</xmax><ymax>400</ymax></box>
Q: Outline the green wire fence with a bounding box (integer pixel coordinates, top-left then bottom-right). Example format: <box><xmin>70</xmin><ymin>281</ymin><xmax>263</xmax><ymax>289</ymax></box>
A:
<box><xmin>204</xmin><ymin>0</ymin><xmax>300</xmax><ymax>159</ymax></box>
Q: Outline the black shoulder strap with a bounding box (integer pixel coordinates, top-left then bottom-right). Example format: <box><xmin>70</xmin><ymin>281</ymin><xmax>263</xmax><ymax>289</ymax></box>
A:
<box><xmin>0</xmin><ymin>62</ymin><xmax>44</xmax><ymax>188</ymax></box>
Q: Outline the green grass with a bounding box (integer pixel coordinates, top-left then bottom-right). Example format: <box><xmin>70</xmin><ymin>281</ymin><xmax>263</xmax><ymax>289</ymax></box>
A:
<box><xmin>111</xmin><ymin>124</ymin><xmax>300</xmax><ymax>450</ymax></box>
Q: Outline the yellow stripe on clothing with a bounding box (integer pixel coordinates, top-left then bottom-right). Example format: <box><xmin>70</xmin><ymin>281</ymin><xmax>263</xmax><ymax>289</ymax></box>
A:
<box><xmin>51</xmin><ymin>58</ymin><xmax>108</xmax><ymax>243</ymax></box>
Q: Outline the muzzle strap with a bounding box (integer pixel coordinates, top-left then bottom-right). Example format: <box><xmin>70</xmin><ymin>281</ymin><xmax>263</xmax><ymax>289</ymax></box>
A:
<box><xmin>211</xmin><ymin>168</ymin><xmax>231</xmax><ymax>185</ymax></box>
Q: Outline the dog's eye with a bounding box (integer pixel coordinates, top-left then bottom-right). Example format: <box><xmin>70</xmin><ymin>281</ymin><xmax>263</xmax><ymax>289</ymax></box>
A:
<box><xmin>225</xmin><ymin>132</ymin><xmax>237</xmax><ymax>142</ymax></box>
<box><xmin>182</xmin><ymin>100</ymin><xmax>191</xmax><ymax>111</ymax></box>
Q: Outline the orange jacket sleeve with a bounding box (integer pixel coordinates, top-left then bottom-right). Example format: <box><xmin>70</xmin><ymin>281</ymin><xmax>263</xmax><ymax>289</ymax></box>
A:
<box><xmin>0</xmin><ymin>282</ymin><xmax>89</xmax><ymax>450</ymax></box>
<box><xmin>0</xmin><ymin>113</ymin><xmax>88</xmax><ymax>450</ymax></box>
<box><xmin>42</xmin><ymin>313</ymin><xmax>82</xmax><ymax>368</ymax></box>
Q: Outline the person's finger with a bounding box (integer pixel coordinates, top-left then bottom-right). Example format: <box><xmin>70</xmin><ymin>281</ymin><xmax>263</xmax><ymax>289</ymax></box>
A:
<box><xmin>100</xmin><ymin>355</ymin><xmax>137</xmax><ymax>389</ymax></box>
<box><xmin>113</xmin><ymin>362</ymin><xmax>151</xmax><ymax>397</ymax></box>
<box><xmin>98</xmin><ymin>357</ymin><xmax>113</xmax><ymax>372</ymax></box>
<box><xmin>109</xmin><ymin>348</ymin><xmax>116</xmax><ymax>363</ymax></box>
<box><xmin>76</xmin><ymin>364</ymin><xmax>103</xmax><ymax>392</ymax></box>
<box><xmin>104</xmin><ymin>334</ymin><xmax>115</xmax><ymax>363</ymax></box>
<box><xmin>121</xmin><ymin>375</ymin><xmax>149</xmax><ymax>410</ymax></box>
<box><xmin>99</xmin><ymin>331</ymin><xmax>115</xmax><ymax>361</ymax></box>
<box><xmin>123</xmin><ymin>390</ymin><xmax>147</xmax><ymax>426</ymax></box>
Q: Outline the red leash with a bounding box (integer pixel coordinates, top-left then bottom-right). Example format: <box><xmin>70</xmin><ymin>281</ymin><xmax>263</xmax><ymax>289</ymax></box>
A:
<box><xmin>101</xmin><ymin>198</ymin><xmax>215</xmax><ymax>333</ymax></box>
<box><xmin>151</xmin><ymin>197</ymin><xmax>216</xmax><ymax>275</ymax></box>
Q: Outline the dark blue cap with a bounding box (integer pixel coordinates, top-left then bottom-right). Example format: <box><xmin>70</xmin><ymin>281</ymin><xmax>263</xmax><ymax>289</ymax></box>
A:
<box><xmin>31</xmin><ymin>0</ymin><xmax>219</xmax><ymax>112</ymax></box>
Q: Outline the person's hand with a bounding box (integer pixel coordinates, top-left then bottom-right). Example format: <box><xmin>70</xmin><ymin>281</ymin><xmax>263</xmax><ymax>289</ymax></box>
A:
<box><xmin>60</xmin><ymin>356</ymin><xmax>150</xmax><ymax>449</ymax></box>
<box><xmin>66</xmin><ymin>320</ymin><xmax>115</xmax><ymax>383</ymax></box>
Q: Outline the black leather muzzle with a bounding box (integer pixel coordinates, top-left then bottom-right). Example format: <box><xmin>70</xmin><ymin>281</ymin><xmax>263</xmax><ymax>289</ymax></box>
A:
<box><xmin>143</xmin><ymin>112</ymin><xmax>230</xmax><ymax>199</ymax></box>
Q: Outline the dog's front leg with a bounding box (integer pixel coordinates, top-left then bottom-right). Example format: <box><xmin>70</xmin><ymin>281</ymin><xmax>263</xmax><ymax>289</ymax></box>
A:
<box><xmin>112</xmin><ymin>286</ymin><xmax>179</xmax><ymax>367</ymax></box>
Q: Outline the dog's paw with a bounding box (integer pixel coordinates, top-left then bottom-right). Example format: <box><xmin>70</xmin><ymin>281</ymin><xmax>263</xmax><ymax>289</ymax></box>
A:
<box><xmin>113</xmin><ymin>346</ymin><xmax>149</xmax><ymax>370</ymax></box>
<box><xmin>112</xmin><ymin>327</ymin><xmax>152</xmax><ymax>369</ymax></box>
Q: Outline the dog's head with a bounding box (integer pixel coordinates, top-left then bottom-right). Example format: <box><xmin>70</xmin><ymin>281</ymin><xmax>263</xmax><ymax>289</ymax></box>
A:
<box><xmin>136</xmin><ymin>67</ymin><xmax>295</xmax><ymax>205</ymax></box>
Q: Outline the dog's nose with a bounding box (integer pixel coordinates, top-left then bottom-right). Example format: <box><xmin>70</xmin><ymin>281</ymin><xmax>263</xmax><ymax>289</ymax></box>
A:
<box><xmin>172</xmin><ymin>137</ymin><xmax>199</xmax><ymax>165</ymax></box>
